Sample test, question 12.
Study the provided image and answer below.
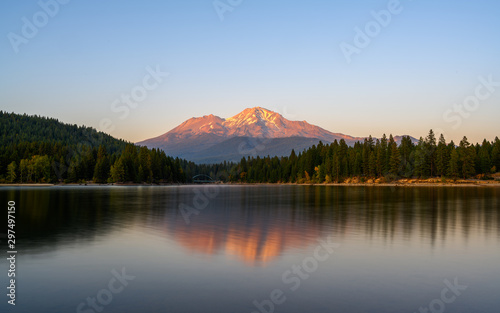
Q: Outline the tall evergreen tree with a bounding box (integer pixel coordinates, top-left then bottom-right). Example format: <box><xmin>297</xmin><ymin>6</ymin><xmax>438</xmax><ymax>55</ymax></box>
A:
<box><xmin>399</xmin><ymin>136</ymin><xmax>414</xmax><ymax>177</ymax></box>
<box><xmin>389</xmin><ymin>139</ymin><xmax>401</xmax><ymax>176</ymax></box>
<box><xmin>362</xmin><ymin>140</ymin><xmax>370</xmax><ymax>176</ymax></box>
<box><xmin>138</xmin><ymin>146</ymin><xmax>153</xmax><ymax>183</ymax></box>
<box><xmin>93</xmin><ymin>145</ymin><xmax>110</xmax><ymax>183</ymax></box>
<box><xmin>375</xmin><ymin>139</ymin><xmax>383</xmax><ymax>177</ymax></box>
<box><xmin>477</xmin><ymin>139</ymin><xmax>492</xmax><ymax>174</ymax></box>
<box><xmin>380</xmin><ymin>134</ymin><xmax>388</xmax><ymax>175</ymax></box>
<box><xmin>491</xmin><ymin>137</ymin><xmax>500</xmax><ymax>172</ymax></box>
<box><xmin>368</xmin><ymin>150</ymin><xmax>377</xmax><ymax>177</ymax></box>
<box><xmin>459</xmin><ymin>136</ymin><xmax>475</xmax><ymax>178</ymax></box>
<box><xmin>435</xmin><ymin>134</ymin><xmax>449</xmax><ymax>176</ymax></box>
<box><xmin>448</xmin><ymin>148</ymin><xmax>460</xmax><ymax>178</ymax></box>
<box><xmin>414</xmin><ymin>137</ymin><xmax>426</xmax><ymax>178</ymax></box>
<box><xmin>424</xmin><ymin>129</ymin><xmax>437</xmax><ymax>176</ymax></box>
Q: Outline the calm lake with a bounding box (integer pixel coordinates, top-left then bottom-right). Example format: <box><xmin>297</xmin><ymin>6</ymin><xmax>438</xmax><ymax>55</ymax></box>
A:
<box><xmin>1</xmin><ymin>185</ymin><xmax>499</xmax><ymax>313</ymax></box>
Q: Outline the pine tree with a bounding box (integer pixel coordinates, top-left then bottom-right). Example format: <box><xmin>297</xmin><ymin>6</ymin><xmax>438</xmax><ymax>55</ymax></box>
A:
<box><xmin>414</xmin><ymin>137</ymin><xmax>426</xmax><ymax>178</ymax></box>
<box><xmin>491</xmin><ymin>137</ymin><xmax>500</xmax><ymax>172</ymax></box>
<box><xmin>389</xmin><ymin>140</ymin><xmax>401</xmax><ymax>176</ymax></box>
<box><xmin>387</xmin><ymin>135</ymin><xmax>395</xmax><ymax>172</ymax></box>
<box><xmin>325</xmin><ymin>155</ymin><xmax>332</xmax><ymax>179</ymax></box>
<box><xmin>339</xmin><ymin>139</ymin><xmax>349</xmax><ymax>177</ymax></box>
<box><xmin>353</xmin><ymin>151</ymin><xmax>362</xmax><ymax>176</ymax></box>
<box><xmin>93</xmin><ymin>145</ymin><xmax>110</xmax><ymax>183</ymax></box>
<box><xmin>380</xmin><ymin>134</ymin><xmax>388</xmax><ymax>175</ymax></box>
<box><xmin>477</xmin><ymin>139</ymin><xmax>491</xmax><ymax>174</ymax></box>
<box><xmin>362</xmin><ymin>141</ymin><xmax>370</xmax><ymax>176</ymax></box>
<box><xmin>289</xmin><ymin>149</ymin><xmax>298</xmax><ymax>181</ymax></box>
<box><xmin>375</xmin><ymin>139</ymin><xmax>384</xmax><ymax>177</ymax></box>
<box><xmin>448</xmin><ymin>148</ymin><xmax>460</xmax><ymax>178</ymax></box>
<box><xmin>425</xmin><ymin>129</ymin><xmax>437</xmax><ymax>176</ymax></box>
<box><xmin>240</xmin><ymin>156</ymin><xmax>248</xmax><ymax>173</ymax></box>
<box><xmin>399</xmin><ymin>136</ymin><xmax>414</xmax><ymax>177</ymax></box>
<box><xmin>332</xmin><ymin>155</ymin><xmax>340</xmax><ymax>182</ymax></box>
<box><xmin>138</xmin><ymin>146</ymin><xmax>153</xmax><ymax>183</ymax></box>
<box><xmin>459</xmin><ymin>136</ymin><xmax>475</xmax><ymax>179</ymax></box>
<box><xmin>367</xmin><ymin>135</ymin><xmax>375</xmax><ymax>149</ymax></box>
<box><xmin>435</xmin><ymin>134</ymin><xmax>448</xmax><ymax>176</ymax></box>
<box><xmin>368</xmin><ymin>150</ymin><xmax>377</xmax><ymax>177</ymax></box>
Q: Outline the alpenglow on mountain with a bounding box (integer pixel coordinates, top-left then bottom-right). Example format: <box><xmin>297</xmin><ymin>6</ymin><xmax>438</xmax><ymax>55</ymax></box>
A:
<box><xmin>136</xmin><ymin>107</ymin><xmax>406</xmax><ymax>163</ymax></box>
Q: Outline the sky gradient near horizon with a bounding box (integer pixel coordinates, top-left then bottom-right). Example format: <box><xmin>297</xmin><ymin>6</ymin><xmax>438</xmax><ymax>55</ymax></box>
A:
<box><xmin>1</xmin><ymin>0</ymin><xmax>499</xmax><ymax>144</ymax></box>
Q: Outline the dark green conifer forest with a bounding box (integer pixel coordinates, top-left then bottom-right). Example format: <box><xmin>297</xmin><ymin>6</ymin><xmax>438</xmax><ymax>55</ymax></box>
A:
<box><xmin>0</xmin><ymin>111</ymin><xmax>185</xmax><ymax>183</ymax></box>
<box><xmin>193</xmin><ymin>130</ymin><xmax>499</xmax><ymax>183</ymax></box>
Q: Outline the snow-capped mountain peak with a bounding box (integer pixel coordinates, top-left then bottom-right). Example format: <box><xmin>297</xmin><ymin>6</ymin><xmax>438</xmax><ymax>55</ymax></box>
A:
<box><xmin>138</xmin><ymin>107</ymin><xmax>365</xmax><ymax>145</ymax></box>
<box><xmin>137</xmin><ymin>107</ymin><xmax>414</xmax><ymax>163</ymax></box>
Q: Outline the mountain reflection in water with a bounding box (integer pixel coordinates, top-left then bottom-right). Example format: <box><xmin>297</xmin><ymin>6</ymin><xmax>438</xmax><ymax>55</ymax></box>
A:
<box><xmin>8</xmin><ymin>185</ymin><xmax>499</xmax><ymax>266</ymax></box>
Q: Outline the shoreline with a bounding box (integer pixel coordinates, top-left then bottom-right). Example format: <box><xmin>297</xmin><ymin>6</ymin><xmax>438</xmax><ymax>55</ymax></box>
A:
<box><xmin>1</xmin><ymin>180</ymin><xmax>500</xmax><ymax>188</ymax></box>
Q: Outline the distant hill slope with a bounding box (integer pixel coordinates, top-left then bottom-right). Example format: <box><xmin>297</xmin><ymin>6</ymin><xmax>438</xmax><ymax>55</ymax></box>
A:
<box><xmin>0</xmin><ymin>111</ymin><xmax>128</xmax><ymax>153</ymax></box>
<box><xmin>187</xmin><ymin>136</ymin><xmax>326</xmax><ymax>164</ymax></box>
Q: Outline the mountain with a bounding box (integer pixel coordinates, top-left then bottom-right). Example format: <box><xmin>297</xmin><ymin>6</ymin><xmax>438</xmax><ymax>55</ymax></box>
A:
<box><xmin>137</xmin><ymin>107</ymin><xmax>415</xmax><ymax>163</ymax></box>
<box><xmin>187</xmin><ymin>136</ymin><xmax>326</xmax><ymax>164</ymax></box>
<box><xmin>137</xmin><ymin>107</ymin><xmax>360</xmax><ymax>162</ymax></box>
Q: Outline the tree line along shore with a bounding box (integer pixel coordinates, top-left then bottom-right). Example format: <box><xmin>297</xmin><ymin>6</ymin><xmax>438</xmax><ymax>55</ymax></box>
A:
<box><xmin>1</xmin><ymin>111</ymin><xmax>499</xmax><ymax>185</ymax></box>
<box><xmin>1</xmin><ymin>126</ymin><xmax>499</xmax><ymax>186</ymax></box>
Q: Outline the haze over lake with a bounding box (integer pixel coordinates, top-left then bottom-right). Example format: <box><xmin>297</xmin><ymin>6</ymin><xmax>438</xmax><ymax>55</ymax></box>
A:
<box><xmin>1</xmin><ymin>185</ymin><xmax>499</xmax><ymax>313</ymax></box>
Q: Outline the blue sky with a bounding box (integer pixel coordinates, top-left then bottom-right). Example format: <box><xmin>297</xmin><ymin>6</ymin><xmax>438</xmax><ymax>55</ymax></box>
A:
<box><xmin>1</xmin><ymin>0</ymin><xmax>499</xmax><ymax>144</ymax></box>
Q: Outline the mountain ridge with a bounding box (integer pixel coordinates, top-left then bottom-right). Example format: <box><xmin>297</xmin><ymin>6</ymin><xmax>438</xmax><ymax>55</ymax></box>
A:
<box><xmin>185</xmin><ymin>136</ymin><xmax>326</xmax><ymax>164</ymax></box>
<box><xmin>137</xmin><ymin>107</ymin><xmax>416</xmax><ymax>163</ymax></box>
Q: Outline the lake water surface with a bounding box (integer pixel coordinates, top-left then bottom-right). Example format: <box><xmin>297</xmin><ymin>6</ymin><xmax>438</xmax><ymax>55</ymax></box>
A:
<box><xmin>1</xmin><ymin>185</ymin><xmax>499</xmax><ymax>313</ymax></box>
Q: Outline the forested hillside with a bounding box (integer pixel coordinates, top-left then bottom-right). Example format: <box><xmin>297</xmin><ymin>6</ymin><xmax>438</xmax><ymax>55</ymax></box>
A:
<box><xmin>0</xmin><ymin>111</ymin><xmax>127</xmax><ymax>150</ymax></box>
<box><xmin>0</xmin><ymin>111</ymin><xmax>185</xmax><ymax>183</ymax></box>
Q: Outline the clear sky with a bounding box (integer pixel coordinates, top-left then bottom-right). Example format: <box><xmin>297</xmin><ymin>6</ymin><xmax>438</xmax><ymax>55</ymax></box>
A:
<box><xmin>1</xmin><ymin>0</ymin><xmax>499</xmax><ymax>144</ymax></box>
